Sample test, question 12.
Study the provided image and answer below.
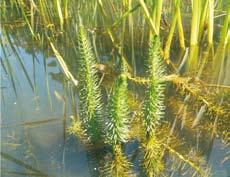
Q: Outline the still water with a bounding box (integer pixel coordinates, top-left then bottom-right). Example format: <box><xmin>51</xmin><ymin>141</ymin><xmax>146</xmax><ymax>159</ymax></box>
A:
<box><xmin>1</xmin><ymin>36</ymin><xmax>91</xmax><ymax>177</ymax></box>
<box><xmin>0</xmin><ymin>32</ymin><xmax>229</xmax><ymax>177</ymax></box>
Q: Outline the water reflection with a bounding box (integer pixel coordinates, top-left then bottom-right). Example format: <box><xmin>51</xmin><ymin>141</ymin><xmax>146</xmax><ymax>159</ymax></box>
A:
<box><xmin>0</xmin><ymin>12</ymin><xmax>230</xmax><ymax>177</ymax></box>
<box><xmin>0</xmin><ymin>38</ymin><xmax>92</xmax><ymax>176</ymax></box>
<box><xmin>1</xmin><ymin>35</ymin><xmax>230</xmax><ymax>177</ymax></box>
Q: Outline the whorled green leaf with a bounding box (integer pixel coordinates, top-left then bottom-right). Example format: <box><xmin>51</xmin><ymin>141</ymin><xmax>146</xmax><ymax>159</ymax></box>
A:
<box><xmin>100</xmin><ymin>145</ymin><xmax>132</xmax><ymax>177</ymax></box>
<box><xmin>142</xmin><ymin>35</ymin><xmax>166</xmax><ymax>176</ymax></box>
<box><xmin>77</xmin><ymin>23</ymin><xmax>104</xmax><ymax>144</ymax></box>
<box><xmin>142</xmin><ymin>136</ymin><xmax>164</xmax><ymax>177</ymax></box>
<box><xmin>143</xmin><ymin>35</ymin><xmax>165</xmax><ymax>138</ymax></box>
<box><xmin>106</xmin><ymin>66</ymin><xmax>130</xmax><ymax>146</ymax></box>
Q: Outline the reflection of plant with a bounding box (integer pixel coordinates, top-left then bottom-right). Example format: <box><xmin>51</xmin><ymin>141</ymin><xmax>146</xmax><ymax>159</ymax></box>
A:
<box><xmin>77</xmin><ymin>23</ymin><xmax>104</xmax><ymax>144</ymax></box>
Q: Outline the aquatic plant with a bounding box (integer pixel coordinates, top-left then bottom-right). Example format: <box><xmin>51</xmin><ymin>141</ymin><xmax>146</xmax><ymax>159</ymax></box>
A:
<box><xmin>142</xmin><ymin>35</ymin><xmax>165</xmax><ymax>176</ymax></box>
<box><xmin>68</xmin><ymin>116</ymin><xmax>87</xmax><ymax>143</ymax></box>
<box><xmin>142</xmin><ymin>135</ymin><xmax>164</xmax><ymax>177</ymax></box>
<box><xmin>76</xmin><ymin>22</ymin><xmax>104</xmax><ymax>144</ymax></box>
<box><xmin>100</xmin><ymin>145</ymin><xmax>132</xmax><ymax>177</ymax></box>
<box><xmin>164</xmin><ymin>0</ymin><xmax>184</xmax><ymax>60</ymax></box>
<box><xmin>1</xmin><ymin>1</ymin><xmax>229</xmax><ymax>176</ymax></box>
<box><xmin>213</xmin><ymin>3</ymin><xmax>230</xmax><ymax>84</ymax></box>
<box><xmin>106</xmin><ymin>64</ymin><xmax>130</xmax><ymax>146</ymax></box>
<box><xmin>176</xmin><ymin>0</ymin><xmax>185</xmax><ymax>50</ymax></box>
<box><xmin>103</xmin><ymin>59</ymin><xmax>132</xmax><ymax>177</ymax></box>
<box><xmin>139</xmin><ymin>0</ymin><xmax>157</xmax><ymax>35</ymax></box>
<box><xmin>143</xmin><ymin>36</ymin><xmax>165</xmax><ymax>137</ymax></box>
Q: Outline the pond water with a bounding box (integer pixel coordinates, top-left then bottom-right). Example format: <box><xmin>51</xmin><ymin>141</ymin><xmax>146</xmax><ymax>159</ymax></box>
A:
<box><xmin>1</xmin><ymin>35</ymin><xmax>90</xmax><ymax>177</ymax></box>
<box><xmin>1</xmin><ymin>0</ymin><xmax>230</xmax><ymax>175</ymax></box>
<box><xmin>1</xmin><ymin>30</ymin><xmax>229</xmax><ymax>177</ymax></box>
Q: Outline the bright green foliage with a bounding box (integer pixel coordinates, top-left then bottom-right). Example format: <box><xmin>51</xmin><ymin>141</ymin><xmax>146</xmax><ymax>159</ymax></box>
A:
<box><xmin>142</xmin><ymin>36</ymin><xmax>165</xmax><ymax>176</ymax></box>
<box><xmin>106</xmin><ymin>65</ymin><xmax>130</xmax><ymax>146</ymax></box>
<box><xmin>143</xmin><ymin>35</ymin><xmax>165</xmax><ymax>138</ymax></box>
<box><xmin>77</xmin><ymin>23</ymin><xmax>104</xmax><ymax>144</ymax></box>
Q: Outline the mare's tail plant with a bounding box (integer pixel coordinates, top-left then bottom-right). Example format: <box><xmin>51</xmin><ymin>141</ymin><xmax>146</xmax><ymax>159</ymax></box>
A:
<box><xmin>106</xmin><ymin>63</ymin><xmax>130</xmax><ymax>146</ymax></box>
<box><xmin>77</xmin><ymin>22</ymin><xmax>104</xmax><ymax>145</ymax></box>
<box><xmin>104</xmin><ymin>63</ymin><xmax>132</xmax><ymax>176</ymax></box>
<box><xmin>100</xmin><ymin>145</ymin><xmax>131</xmax><ymax>177</ymax></box>
<box><xmin>144</xmin><ymin>36</ymin><xmax>165</xmax><ymax>138</ymax></box>
<box><xmin>142</xmin><ymin>35</ymin><xmax>166</xmax><ymax>177</ymax></box>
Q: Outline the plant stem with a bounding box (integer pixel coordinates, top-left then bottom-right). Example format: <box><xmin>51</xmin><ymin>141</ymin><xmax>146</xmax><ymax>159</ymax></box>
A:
<box><xmin>155</xmin><ymin>0</ymin><xmax>163</xmax><ymax>35</ymax></box>
<box><xmin>176</xmin><ymin>0</ymin><xmax>185</xmax><ymax>49</ymax></box>
<box><xmin>139</xmin><ymin>0</ymin><xmax>157</xmax><ymax>35</ymax></box>
<box><xmin>208</xmin><ymin>0</ymin><xmax>214</xmax><ymax>45</ymax></box>
<box><xmin>190</xmin><ymin>0</ymin><xmax>200</xmax><ymax>46</ymax></box>
<box><xmin>164</xmin><ymin>8</ymin><xmax>178</xmax><ymax>60</ymax></box>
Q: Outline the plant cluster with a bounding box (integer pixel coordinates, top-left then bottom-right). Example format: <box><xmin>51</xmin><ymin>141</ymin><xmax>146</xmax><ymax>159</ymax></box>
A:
<box><xmin>1</xmin><ymin>0</ymin><xmax>229</xmax><ymax>177</ymax></box>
